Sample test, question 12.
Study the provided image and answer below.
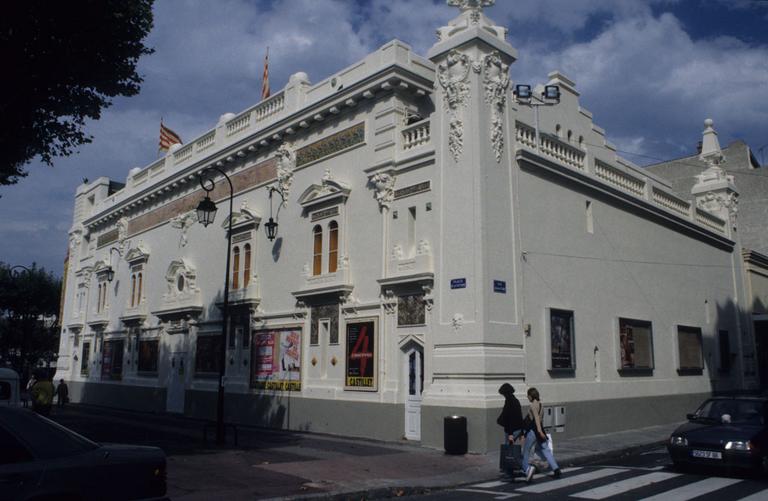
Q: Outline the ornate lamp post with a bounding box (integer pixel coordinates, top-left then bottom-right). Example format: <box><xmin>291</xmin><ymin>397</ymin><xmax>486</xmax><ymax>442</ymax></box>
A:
<box><xmin>264</xmin><ymin>186</ymin><xmax>285</xmax><ymax>241</ymax></box>
<box><xmin>106</xmin><ymin>247</ymin><xmax>121</xmax><ymax>282</ymax></box>
<box><xmin>195</xmin><ymin>166</ymin><xmax>233</xmax><ymax>445</ymax></box>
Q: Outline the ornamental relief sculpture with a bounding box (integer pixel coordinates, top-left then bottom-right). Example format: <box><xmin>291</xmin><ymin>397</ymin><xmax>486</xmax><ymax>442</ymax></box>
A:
<box><xmin>275</xmin><ymin>143</ymin><xmax>296</xmax><ymax>200</ymax></box>
<box><xmin>697</xmin><ymin>191</ymin><xmax>739</xmax><ymax>228</ymax></box>
<box><xmin>369</xmin><ymin>172</ymin><xmax>396</xmax><ymax>210</ymax></box>
<box><xmin>480</xmin><ymin>51</ymin><xmax>510</xmax><ymax>163</ymax></box>
<box><xmin>437</xmin><ymin>50</ymin><xmax>472</xmax><ymax>162</ymax></box>
<box><xmin>170</xmin><ymin>211</ymin><xmax>196</xmax><ymax>248</ymax></box>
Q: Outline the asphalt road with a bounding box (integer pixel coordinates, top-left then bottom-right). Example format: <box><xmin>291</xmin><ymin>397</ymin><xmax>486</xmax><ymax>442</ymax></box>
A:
<box><xmin>412</xmin><ymin>447</ymin><xmax>768</xmax><ymax>500</ymax></box>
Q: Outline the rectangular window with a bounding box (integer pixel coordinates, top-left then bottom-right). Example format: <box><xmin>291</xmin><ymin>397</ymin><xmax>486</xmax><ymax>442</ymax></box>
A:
<box><xmin>313</xmin><ymin>227</ymin><xmax>322</xmax><ymax>276</ymax></box>
<box><xmin>101</xmin><ymin>340</ymin><xmax>124</xmax><ymax>380</ymax></box>
<box><xmin>195</xmin><ymin>335</ymin><xmax>222</xmax><ymax>376</ymax></box>
<box><xmin>550</xmin><ymin>309</ymin><xmax>575</xmax><ymax>370</ymax></box>
<box><xmin>137</xmin><ymin>340</ymin><xmax>159</xmax><ymax>374</ymax></box>
<box><xmin>328</xmin><ymin>222</ymin><xmax>338</xmax><ymax>273</ymax></box>
<box><xmin>408</xmin><ymin>207</ymin><xmax>416</xmax><ymax>255</ymax></box>
<box><xmin>320</xmin><ymin>319</ymin><xmax>330</xmax><ymax>345</ymax></box>
<box><xmin>397</xmin><ymin>293</ymin><xmax>426</xmax><ymax>327</ymax></box>
<box><xmin>311</xmin><ymin>304</ymin><xmax>338</xmax><ymax>345</ymax></box>
<box><xmin>718</xmin><ymin>330</ymin><xmax>731</xmax><ymax>372</ymax></box>
<box><xmin>677</xmin><ymin>326</ymin><xmax>704</xmax><ymax>374</ymax></box>
<box><xmin>618</xmin><ymin>318</ymin><xmax>654</xmax><ymax>371</ymax></box>
<box><xmin>586</xmin><ymin>200</ymin><xmax>594</xmax><ymax>234</ymax></box>
<box><xmin>81</xmin><ymin>342</ymin><xmax>91</xmax><ymax>375</ymax></box>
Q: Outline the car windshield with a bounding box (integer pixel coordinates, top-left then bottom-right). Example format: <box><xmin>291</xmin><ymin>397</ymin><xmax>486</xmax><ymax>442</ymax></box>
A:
<box><xmin>0</xmin><ymin>408</ymin><xmax>99</xmax><ymax>459</ymax></box>
<box><xmin>694</xmin><ymin>399</ymin><xmax>765</xmax><ymax>425</ymax></box>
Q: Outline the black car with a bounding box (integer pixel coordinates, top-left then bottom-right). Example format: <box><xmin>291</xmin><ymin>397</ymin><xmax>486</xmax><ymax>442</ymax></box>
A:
<box><xmin>667</xmin><ymin>396</ymin><xmax>768</xmax><ymax>476</ymax></box>
<box><xmin>0</xmin><ymin>406</ymin><xmax>166</xmax><ymax>501</ymax></box>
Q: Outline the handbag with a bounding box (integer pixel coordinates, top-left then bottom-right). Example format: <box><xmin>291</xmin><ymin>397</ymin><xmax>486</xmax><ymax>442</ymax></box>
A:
<box><xmin>499</xmin><ymin>443</ymin><xmax>522</xmax><ymax>474</ymax></box>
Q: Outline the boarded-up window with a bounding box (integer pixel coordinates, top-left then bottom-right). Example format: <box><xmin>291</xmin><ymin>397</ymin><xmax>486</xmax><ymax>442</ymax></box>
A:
<box><xmin>618</xmin><ymin>318</ymin><xmax>654</xmax><ymax>370</ymax></box>
<box><xmin>678</xmin><ymin>326</ymin><xmax>703</xmax><ymax>372</ymax></box>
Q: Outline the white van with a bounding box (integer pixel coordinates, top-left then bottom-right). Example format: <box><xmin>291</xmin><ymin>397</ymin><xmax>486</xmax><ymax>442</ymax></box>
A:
<box><xmin>0</xmin><ymin>367</ymin><xmax>21</xmax><ymax>406</ymax></box>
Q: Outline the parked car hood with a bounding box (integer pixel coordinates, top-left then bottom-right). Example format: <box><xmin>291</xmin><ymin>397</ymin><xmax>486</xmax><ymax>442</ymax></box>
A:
<box><xmin>674</xmin><ymin>421</ymin><xmax>761</xmax><ymax>447</ymax></box>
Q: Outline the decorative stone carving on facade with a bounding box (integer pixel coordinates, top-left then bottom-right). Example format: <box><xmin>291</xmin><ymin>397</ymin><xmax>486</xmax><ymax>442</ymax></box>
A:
<box><xmin>369</xmin><ymin>172</ymin><xmax>396</xmax><ymax>210</ymax></box>
<box><xmin>480</xmin><ymin>51</ymin><xmax>510</xmax><ymax>163</ymax></box>
<box><xmin>163</xmin><ymin>259</ymin><xmax>200</xmax><ymax>301</ymax></box>
<box><xmin>170</xmin><ymin>211</ymin><xmax>197</xmax><ymax>247</ymax></box>
<box><xmin>437</xmin><ymin>50</ymin><xmax>472</xmax><ymax>162</ymax></box>
<box><xmin>451</xmin><ymin>312</ymin><xmax>464</xmax><ymax>330</ymax></box>
<box><xmin>694</xmin><ymin>157</ymin><xmax>739</xmax><ymax>228</ymax></box>
<box><xmin>297</xmin><ymin>169</ymin><xmax>351</xmax><ymax>209</ymax></box>
<box><xmin>341</xmin><ymin>293</ymin><xmax>359</xmax><ymax>316</ymax></box>
<box><xmin>422</xmin><ymin>284</ymin><xmax>434</xmax><ymax>312</ymax></box>
<box><xmin>392</xmin><ymin>244</ymin><xmax>404</xmax><ymax>261</ymax></box>
<box><xmin>222</xmin><ymin>200</ymin><xmax>261</xmax><ymax>231</ymax></box>
<box><xmin>447</xmin><ymin>0</ymin><xmax>494</xmax><ymax>12</ymax></box>
<box><xmin>381</xmin><ymin>289</ymin><xmax>397</xmax><ymax>315</ymax></box>
<box><xmin>116</xmin><ymin>217</ymin><xmax>130</xmax><ymax>253</ymax></box>
<box><xmin>275</xmin><ymin>143</ymin><xmax>296</xmax><ymax>200</ymax></box>
<box><xmin>416</xmin><ymin>239</ymin><xmax>431</xmax><ymax>256</ymax></box>
<box><xmin>124</xmin><ymin>242</ymin><xmax>150</xmax><ymax>264</ymax></box>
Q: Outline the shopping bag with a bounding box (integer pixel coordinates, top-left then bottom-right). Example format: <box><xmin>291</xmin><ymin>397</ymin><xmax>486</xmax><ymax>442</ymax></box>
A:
<box><xmin>499</xmin><ymin>443</ymin><xmax>521</xmax><ymax>474</ymax></box>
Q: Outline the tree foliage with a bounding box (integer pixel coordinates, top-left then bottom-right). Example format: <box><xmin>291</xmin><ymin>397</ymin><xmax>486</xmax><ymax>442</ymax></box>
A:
<box><xmin>0</xmin><ymin>0</ymin><xmax>154</xmax><ymax>187</ymax></box>
<box><xmin>0</xmin><ymin>263</ymin><xmax>62</xmax><ymax>376</ymax></box>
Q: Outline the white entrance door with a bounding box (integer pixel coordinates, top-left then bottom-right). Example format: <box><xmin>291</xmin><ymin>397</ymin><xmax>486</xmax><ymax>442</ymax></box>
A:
<box><xmin>404</xmin><ymin>346</ymin><xmax>423</xmax><ymax>440</ymax></box>
<box><xmin>166</xmin><ymin>351</ymin><xmax>186</xmax><ymax>414</ymax></box>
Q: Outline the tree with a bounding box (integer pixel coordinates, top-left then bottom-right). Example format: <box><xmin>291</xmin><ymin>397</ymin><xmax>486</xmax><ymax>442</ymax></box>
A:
<box><xmin>0</xmin><ymin>0</ymin><xmax>154</xmax><ymax>187</ymax></box>
<box><xmin>0</xmin><ymin>263</ymin><xmax>62</xmax><ymax>378</ymax></box>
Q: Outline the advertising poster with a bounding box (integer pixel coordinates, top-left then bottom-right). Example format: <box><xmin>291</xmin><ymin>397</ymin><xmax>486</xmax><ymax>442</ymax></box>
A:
<box><xmin>345</xmin><ymin>319</ymin><xmax>377</xmax><ymax>390</ymax></box>
<box><xmin>550</xmin><ymin>310</ymin><xmax>574</xmax><ymax>370</ymax></box>
<box><xmin>251</xmin><ymin>328</ymin><xmax>301</xmax><ymax>391</ymax></box>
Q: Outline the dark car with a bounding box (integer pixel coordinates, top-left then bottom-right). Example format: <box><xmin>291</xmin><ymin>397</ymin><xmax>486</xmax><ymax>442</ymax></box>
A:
<box><xmin>0</xmin><ymin>406</ymin><xmax>166</xmax><ymax>501</ymax></box>
<box><xmin>667</xmin><ymin>396</ymin><xmax>768</xmax><ymax>476</ymax></box>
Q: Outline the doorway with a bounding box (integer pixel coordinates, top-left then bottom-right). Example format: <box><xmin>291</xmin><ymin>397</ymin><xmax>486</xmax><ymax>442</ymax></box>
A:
<box><xmin>166</xmin><ymin>350</ymin><xmax>186</xmax><ymax>414</ymax></box>
<box><xmin>404</xmin><ymin>344</ymin><xmax>424</xmax><ymax>440</ymax></box>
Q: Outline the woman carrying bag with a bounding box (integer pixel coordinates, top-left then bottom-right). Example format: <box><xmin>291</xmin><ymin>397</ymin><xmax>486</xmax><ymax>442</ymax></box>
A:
<box><xmin>522</xmin><ymin>387</ymin><xmax>561</xmax><ymax>483</ymax></box>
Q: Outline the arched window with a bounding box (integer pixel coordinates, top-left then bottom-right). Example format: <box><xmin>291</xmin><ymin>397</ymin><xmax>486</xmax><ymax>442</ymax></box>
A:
<box><xmin>137</xmin><ymin>273</ymin><xmax>143</xmax><ymax>306</ymax></box>
<box><xmin>130</xmin><ymin>275</ymin><xmax>136</xmax><ymax>307</ymax></box>
<box><xmin>243</xmin><ymin>244</ymin><xmax>251</xmax><ymax>288</ymax></box>
<box><xmin>232</xmin><ymin>246</ymin><xmax>240</xmax><ymax>289</ymax></box>
<box><xmin>313</xmin><ymin>225</ymin><xmax>323</xmax><ymax>276</ymax></box>
<box><xmin>328</xmin><ymin>220</ymin><xmax>338</xmax><ymax>273</ymax></box>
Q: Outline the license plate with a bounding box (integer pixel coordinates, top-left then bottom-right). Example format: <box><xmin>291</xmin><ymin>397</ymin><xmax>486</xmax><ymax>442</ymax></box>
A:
<box><xmin>691</xmin><ymin>450</ymin><xmax>722</xmax><ymax>459</ymax></box>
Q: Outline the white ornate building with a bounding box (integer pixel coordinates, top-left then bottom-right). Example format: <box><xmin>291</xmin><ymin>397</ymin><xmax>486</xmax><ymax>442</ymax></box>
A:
<box><xmin>56</xmin><ymin>1</ymin><xmax>761</xmax><ymax>452</ymax></box>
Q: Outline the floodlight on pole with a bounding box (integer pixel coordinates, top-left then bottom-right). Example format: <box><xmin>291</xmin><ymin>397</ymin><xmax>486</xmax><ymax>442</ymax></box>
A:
<box><xmin>513</xmin><ymin>83</ymin><xmax>561</xmax><ymax>150</ymax></box>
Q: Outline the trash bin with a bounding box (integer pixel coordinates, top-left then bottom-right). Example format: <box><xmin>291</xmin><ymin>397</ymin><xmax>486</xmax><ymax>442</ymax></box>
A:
<box><xmin>444</xmin><ymin>415</ymin><xmax>468</xmax><ymax>454</ymax></box>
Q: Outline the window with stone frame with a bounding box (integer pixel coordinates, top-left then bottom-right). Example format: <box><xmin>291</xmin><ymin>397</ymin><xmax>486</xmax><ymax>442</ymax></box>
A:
<box><xmin>232</xmin><ymin>246</ymin><xmax>240</xmax><ymax>289</ymax></box>
<box><xmin>618</xmin><ymin>318</ymin><xmax>654</xmax><ymax>371</ymax></box>
<box><xmin>312</xmin><ymin>225</ymin><xmax>323</xmax><ymax>276</ymax></box>
<box><xmin>677</xmin><ymin>326</ymin><xmax>704</xmax><ymax>374</ymax></box>
<box><xmin>195</xmin><ymin>335</ymin><xmax>222</xmax><ymax>376</ymax></box>
<box><xmin>328</xmin><ymin>220</ymin><xmax>339</xmax><ymax>273</ymax></box>
<box><xmin>130</xmin><ymin>267</ymin><xmax>143</xmax><ymax>307</ymax></box>
<box><xmin>101</xmin><ymin>340</ymin><xmax>124</xmax><ymax>380</ymax></box>
<box><xmin>243</xmin><ymin>244</ymin><xmax>252</xmax><ymax>288</ymax></box>
<box><xmin>397</xmin><ymin>293</ymin><xmax>426</xmax><ymax>327</ymax></box>
<box><xmin>137</xmin><ymin>339</ymin><xmax>159</xmax><ymax>374</ymax></box>
<box><xmin>80</xmin><ymin>342</ymin><xmax>91</xmax><ymax>375</ymax></box>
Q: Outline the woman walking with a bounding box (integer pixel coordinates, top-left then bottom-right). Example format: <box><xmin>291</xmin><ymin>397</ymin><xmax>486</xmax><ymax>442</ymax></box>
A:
<box><xmin>522</xmin><ymin>387</ymin><xmax>561</xmax><ymax>482</ymax></box>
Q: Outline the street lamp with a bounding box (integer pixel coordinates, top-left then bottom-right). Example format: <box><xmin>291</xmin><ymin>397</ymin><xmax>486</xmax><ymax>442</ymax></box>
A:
<box><xmin>264</xmin><ymin>186</ymin><xmax>285</xmax><ymax>242</ymax></box>
<box><xmin>513</xmin><ymin>84</ymin><xmax>561</xmax><ymax>149</ymax></box>
<box><xmin>106</xmin><ymin>247</ymin><xmax>121</xmax><ymax>283</ymax></box>
<box><xmin>195</xmin><ymin>166</ymin><xmax>233</xmax><ymax>445</ymax></box>
<box><xmin>9</xmin><ymin>265</ymin><xmax>32</xmax><ymax>280</ymax></box>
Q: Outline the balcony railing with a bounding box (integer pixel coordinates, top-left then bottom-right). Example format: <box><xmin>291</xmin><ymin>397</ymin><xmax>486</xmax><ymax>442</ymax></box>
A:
<box><xmin>402</xmin><ymin>119</ymin><xmax>431</xmax><ymax>151</ymax></box>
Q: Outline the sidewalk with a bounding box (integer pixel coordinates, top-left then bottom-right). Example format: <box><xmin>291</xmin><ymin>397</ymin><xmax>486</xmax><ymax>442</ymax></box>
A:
<box><xmin>51</xmin><ymin>405</ymin><xmax>680</xmax><ymax>500</ymax></box>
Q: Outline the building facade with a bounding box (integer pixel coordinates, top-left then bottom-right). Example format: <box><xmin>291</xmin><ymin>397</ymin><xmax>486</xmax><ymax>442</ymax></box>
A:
<box><xmin>55</xmin><ymin>1</ymin><xmax>760</xmax><ymax>452</ymax></box>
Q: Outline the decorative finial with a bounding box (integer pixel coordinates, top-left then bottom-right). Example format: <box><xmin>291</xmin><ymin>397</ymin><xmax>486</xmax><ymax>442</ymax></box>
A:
<box><xmin>447</xmin><ymin>0</ymin><xmax>495</xmax><ymax>11</ymax></box>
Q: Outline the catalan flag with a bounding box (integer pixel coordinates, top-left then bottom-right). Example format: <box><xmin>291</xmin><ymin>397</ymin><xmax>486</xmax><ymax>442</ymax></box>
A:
<box><xmin>159</xmin><ymin>120</ymin><xmax>182</xmax><ymax>153</ymax></box>
<box><xmin>261</xmin><ymin>47</ymin><xmax>270</xmax><ymax>100</ymax></box>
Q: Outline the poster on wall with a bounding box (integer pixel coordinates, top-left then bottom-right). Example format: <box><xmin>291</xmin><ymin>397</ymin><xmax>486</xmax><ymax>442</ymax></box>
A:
<box><xmin>550</xmin><ymin>309</ymin><xmax>574</xmax><ymax>370</ymax></box>
<box><xmin>345</xmin><ymin>319</ymin><xmax>377</xmax><ymax>391</ymax></box>
<box><xmin>619</xmin><ymin>318</ymin><xmax>653</xmax><ymax>369</ymax></box>
<box><xmin>251</xmin><ymin>328</ymin><xmax>302</xmax><ymax>391</ymax></box>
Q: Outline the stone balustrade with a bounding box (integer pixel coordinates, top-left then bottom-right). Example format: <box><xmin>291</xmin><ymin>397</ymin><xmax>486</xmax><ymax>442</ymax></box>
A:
<box><xmin>514</xmin><ymin>121</ymin><xmax>727</xmax><ymax>236</ymax></box>
<box><xmin>402</xmin><ymin>119</ymin><xmax>431</xmax><ymax>150</ymax></box>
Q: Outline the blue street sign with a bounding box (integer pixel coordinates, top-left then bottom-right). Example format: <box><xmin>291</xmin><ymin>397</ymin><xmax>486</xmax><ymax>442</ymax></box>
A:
<box><xmin>450</xmin><ymin>278</ymin><xmax>467</xmax><ymax>289</ymax></box>
<box><xmin>493</xmin><ymin>280</ymin><xmax>506</xmax><ymax>293</ymax></box>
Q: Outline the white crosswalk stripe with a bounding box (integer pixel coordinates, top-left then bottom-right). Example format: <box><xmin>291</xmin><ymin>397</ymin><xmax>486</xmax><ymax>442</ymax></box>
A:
<box><xmin>472</xmin><ymin>480</ymin><xmax>508</xmax><ymax>489</ymax></box>
<box><xmin>735</xmin><ymin>489</ymin><xmax>768</xmax><ymax>501</ymax></box>
<box><xmin>456</xmin><ymin>488</ymin><xmax>519</xmax><ymax>499</ymax></box>
<box><xmin>570</xmin><ymin>471</ymin><xmax>680</xmax><ymax>499</ymax></box>
<box><xmin>515</xmin><ymin>468</ymin><xmax>626</xmax><ymax>494</ymax></box>
<box><xmin>638</xmin><ymin>477</ymin><xmax>742</xmax><ymax>501</ymax></box>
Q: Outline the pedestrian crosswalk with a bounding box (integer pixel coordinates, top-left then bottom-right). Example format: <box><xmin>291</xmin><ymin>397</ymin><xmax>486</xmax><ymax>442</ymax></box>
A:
<box><xmin>457</xmin><ymin>466</ymin><xmax>768</xmax><ymax>500</ymax></box>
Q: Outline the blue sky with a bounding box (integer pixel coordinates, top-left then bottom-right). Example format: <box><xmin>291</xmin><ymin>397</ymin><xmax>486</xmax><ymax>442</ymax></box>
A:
<box><xmin>1</xmin><ymin>0</ymin><xmax>767</xmax><ymax>276</ymax></box>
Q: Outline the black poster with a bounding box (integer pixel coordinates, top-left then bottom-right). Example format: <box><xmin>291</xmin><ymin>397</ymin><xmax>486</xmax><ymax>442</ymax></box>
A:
<box><xmin>550</xmin><ymin>309</ymin><xmax>574</xmax><ymax>370</ymax></box>
<box><xmin>345</xmin><ymin>320</ymin><xmax>376</xmax><ymax>390</ymax></box>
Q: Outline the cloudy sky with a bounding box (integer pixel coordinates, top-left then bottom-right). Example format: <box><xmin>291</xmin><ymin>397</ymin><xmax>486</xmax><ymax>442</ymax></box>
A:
<box><xmin>1</xmin><ymin>0</ymin><xmax>767</xmax><ymax>276</ymax></box>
